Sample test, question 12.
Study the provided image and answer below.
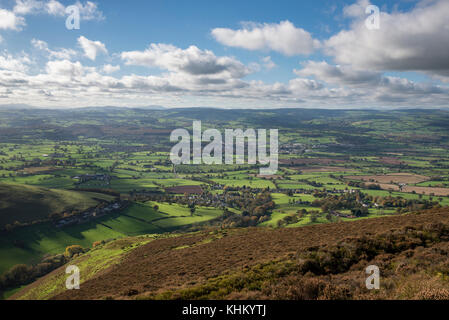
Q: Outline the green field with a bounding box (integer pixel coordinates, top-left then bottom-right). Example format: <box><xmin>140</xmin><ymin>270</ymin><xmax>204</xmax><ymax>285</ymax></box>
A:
<box><xmin>0</xmin><ymin>202</ymin><xmax>222</xmax><ymax>274</ymax></box>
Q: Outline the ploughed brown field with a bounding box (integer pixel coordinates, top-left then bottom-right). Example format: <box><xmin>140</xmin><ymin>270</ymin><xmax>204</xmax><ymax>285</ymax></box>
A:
<box><xmin>279</xmin><ymin>158</ymin><xmax>346</xmax><ymax>165</ymax></box>
<box><xmin>376</xmin><ymin>183</ymin><xmax>449</xmax><ymax>196</ymax></box>
<box><xmin>344</xmin><ymin>173</ymin><xmax>430</xmax><ymax>185</ymax></box>
<box><xmin>32</xmin><ymin>207</ymin><xmax>449</xmax><ymax>300</ymax></box>
<box><xmin>165</xmin><ymin>185</ymin><xmax>203</xmax><ymax>194</ymax></box>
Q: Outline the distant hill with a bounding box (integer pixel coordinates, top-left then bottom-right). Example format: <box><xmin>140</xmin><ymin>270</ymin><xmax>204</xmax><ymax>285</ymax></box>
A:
<box><xmin>0</xmin><ymin>104</ymin><xmax>35</xmax><ymax>110</ymax></box>
<box><xmin>0</xmin><ymin>183</ymin><xmax>114</xmax><ymax>228</ymax></box>
<box><xmin>131</xmin><ymin>105</ymin><xmax>166</xmax><ymax>110</ymax></box>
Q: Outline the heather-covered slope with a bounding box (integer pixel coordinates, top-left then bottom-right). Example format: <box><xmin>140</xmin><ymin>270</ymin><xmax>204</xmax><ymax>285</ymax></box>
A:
<box><xmin>11</xmin><ymin>207</ymin><xmax>449</xmax><ymax>300</ymax></box>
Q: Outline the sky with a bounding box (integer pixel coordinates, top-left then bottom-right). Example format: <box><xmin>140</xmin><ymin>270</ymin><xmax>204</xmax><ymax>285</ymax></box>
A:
<box><xmin>0</xmin><ymin>0</ymin><xmax>448</xmax><ymax>109</ymax></box>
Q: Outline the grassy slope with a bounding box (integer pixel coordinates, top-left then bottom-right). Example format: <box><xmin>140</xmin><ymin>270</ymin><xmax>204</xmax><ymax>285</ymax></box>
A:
<box><xmin>11</xmin><ymin>235</ymin><xmax>157</xmax><ymax>300</ymax></box>
<box><xmin>0</xmin><ymin>202</ymin><xmax>222</xmax><ymax>274</ymax></box>
<box><xmin>0</xmin><ymin>182</ymin><xmax>114</xmax><ymax>227</ymax></box>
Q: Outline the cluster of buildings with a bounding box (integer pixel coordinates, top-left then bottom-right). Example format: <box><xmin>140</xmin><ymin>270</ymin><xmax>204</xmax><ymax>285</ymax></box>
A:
<box><xmin>55</xmin><ymin>202</ymin><xmax>123</xmax><ymax>228</ymax></box>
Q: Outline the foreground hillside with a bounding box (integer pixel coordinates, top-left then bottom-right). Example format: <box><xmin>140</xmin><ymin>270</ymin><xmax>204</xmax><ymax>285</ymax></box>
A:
<box><xmin>12</xmin><ymin>207</ymin><xmax>449</xmax><ymax>300</ymax></box>
<box><xmin>0</xmin><ymin>182</ymin><xmax>114</xmax><ymax>228</ymax></box>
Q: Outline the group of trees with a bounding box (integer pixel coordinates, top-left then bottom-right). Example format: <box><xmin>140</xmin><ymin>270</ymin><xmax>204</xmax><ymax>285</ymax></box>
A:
<box><xmin>0</xmin><ymin>253</ymin><xmax>69</xmax><ymax>291</ymax></box>
<box><xmin>311</xmin><ymin>191</ymin><xmax>369</xmax><ymax>214</ymax></box>
<box><xmin>220</xmin><ymin>191</ymin><xmax>275</xmax><ymax>228</ymax></box>
<box><xmin>311</xmin><ymin>190</ymin><xmax>441</xmax><ymax>217</ymax></box>
<box><xmin>0</xmin><ymin>245</ymin><xmax>87</xmax><ymax>291</ymax></box>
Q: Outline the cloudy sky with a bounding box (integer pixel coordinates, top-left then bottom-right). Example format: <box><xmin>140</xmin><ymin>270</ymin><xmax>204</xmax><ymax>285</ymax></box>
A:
<box><xmin>0</xmin><ymin>0</ymin><xmax>448</xmax><ymax>109</ymax></box>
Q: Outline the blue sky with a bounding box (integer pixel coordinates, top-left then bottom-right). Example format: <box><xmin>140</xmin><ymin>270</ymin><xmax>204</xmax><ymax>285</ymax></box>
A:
<box><xmin>0</xmin><ymin>0</ymin><xmax>448</xmax><ymax>108</ymax></box>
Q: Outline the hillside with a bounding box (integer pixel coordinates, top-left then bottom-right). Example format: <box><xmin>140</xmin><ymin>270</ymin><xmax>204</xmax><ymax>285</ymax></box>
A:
<box><xmin>12</xmin><ymin>207</ymin><xmax>449</xmax><ymax>300</ymax></box>
<box><xmin>0</xmin><ymin>183</ymin><xmax>114</xmax><ymax>228</ymax></box>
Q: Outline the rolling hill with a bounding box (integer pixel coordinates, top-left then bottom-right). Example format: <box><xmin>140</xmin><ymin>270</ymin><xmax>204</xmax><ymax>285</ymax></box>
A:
<box><xmin>0</xmin><ymin>183</ymin><xmax>114</xmax><ymax>228</ymax></box>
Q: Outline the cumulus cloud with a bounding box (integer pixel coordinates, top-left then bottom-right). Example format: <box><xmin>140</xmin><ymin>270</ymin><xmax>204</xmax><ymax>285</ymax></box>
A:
<box><xmin>262</xmin><ymin>56</ymin><xmax>276</xmax><ymax>70</ymax></box>
<box><xmin>0</xmin><ymin>9</ymin><xmax>25</xmax><ymax>30</ymax></box>
<box><xmin>32</xmin><ymin>39</ymin><xmax>77</xmax><ymax>60</ymax></box>
<box><xmin>121</xmin><ymin>43</ymin><xmax>250</xmax><ymax>78</ymax></box>
<box><xmin>295</xmin><ymin>60</ymin><xmax>448</xmax><ymax>101</ymax></box>
<box><xmin>102</xmin><ymin>64</ymin><xmax>120</xmax><ymax>74</ymax></box>
<box><xmin>77</xmin><ymin>36</ymin><xmax>107</xmax><ymax>60</ymax></box>
<box><xmin>12</xmin><ymin>0</ymin><xmax>104</xmax><ymax>20</ymax></box>
<box><xmin>288</xmin><ymin>78</ymin><xmax>324</xmax><ymax>92</ymax></box>
<box><xmin>211</xmin><ymin>21</ymin><xmax>320</xmax><ymax>56</ymax></box>
<box><xmin>342</xmin><ymin>0</ymin><xmax>371</xmax><ymax>18</ymax></box>
<box><xmin>13</xmin><ymin>0</ymin><xmax>44</xmax><ymax>15</ymax></box>
<box><xmin>0</xmin><ymin>51</ymin><xmax>31</xmax><ymax>72</ymax></box>
<box><xmin>0</xmin><ymin>54</ymin><xmax>447</xmax><ymax>108</ymax></box>
<box><xmin>325</xmin><ymin>0</ymin><xmax>449</xmax><ymax>80</ymax></box>
<box><xmin>72</xmin><ymin>1</ymin><xmax>104</xmax><ymax>21</ymax></box>
<box><xmin>45</xmin><ymin>0</ymin><xmax>65</xmax><ymax>16</ymax></box>
<box><xmin>45</xmin><ymin>59</ymin><xmax>88</xmax><ymax>77</ymax></box>
<box><xmin>296</xmin><ymin>61</ymin><xmax>382</xmax><ymax>86</ymax></box>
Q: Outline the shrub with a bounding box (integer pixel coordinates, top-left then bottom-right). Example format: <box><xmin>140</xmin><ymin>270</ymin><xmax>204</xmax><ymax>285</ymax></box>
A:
<box><xmin>65</xmin><ymin>245</ymin><xmax>85</xmax><ymax>258</ymax></box>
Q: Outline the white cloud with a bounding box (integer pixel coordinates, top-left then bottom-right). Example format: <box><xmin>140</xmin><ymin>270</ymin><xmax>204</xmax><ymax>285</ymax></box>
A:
<box><xmin>0</xmin><ymin>56</ymin><xmax>447</xmax><ymax>108</ymax></box>
<box><xmin>31</xmin><ymin>38</ymin><xmax>47</xmax><ymax>50</ymax></box>
<box><xmin>296</xmin><ymin>60</ymin><xmax>382</xmax><ymax>86</ymax></box>
<box><xmin>13</xmin><ymin>0</ymin><xmax>44</xmax><ymax>15</ymax></box>
<box><xmin>211</xmin><ymin>21</ymin><xmax>320</xmax><ymax>56</ymax></box>
<box><xmin>74</xmin><ymin>1</ymin><xmax>104</xmax><ymax>21</ymax></box>
<box><xmin>45</xmin><ymin>0</ymin><xmax>65</xmax><ymax>16</ymax></box>
<box><xmin>121</xmin><ymin>43</ymin><xmax>250</xmax><ymax>79</ymax></box>
<box><xmin>102</xmin><ymin>64</ymin><xmax>120</xmax><ymax>74</ymax></box>
<box><xmin>325</xmin><ymin>0</ymin><xmax>449</xmax><ymax>80</ymax></box>
<box><xmin>262</xmin><ymin>56</ymin><xmax>276</xmax><ymax>70</ymax></box>
<box><xmin>77</xmin><ymin>36</ymin><xmax>107</xmax><ymax>60</ymax></box>
<box><xmin>342</xmin><ymin>0</ymin><xmax>371</xmax><ymax>18</ymax></box>
<box><xmin>0</xmin><ymin>51</ymin><xmax>31</xmax><ymax>72</ymax></box>
<box><xmin>0</xmin><ymin>9</ymin><xmax>26</xmax><ymax>30</ymax></box>
<box><xmin>11</xmin><ymin>0</ymin><xmax>104</xmax><ymax>20</ymax></box>
<box><xmin>47</xmin><ymin>1</ymin><xmax>104</xmax><ymax>20</ymax></box>
<box><xmin>288</xmin><ymin>78</ymin><xmax>324</xmax><ymax>92</ymax></box>
<box><xmin>31</xmin><ymin>39</ymin><xmax>77</xmax><ymax>60</ymax></box>
<box><xmin>0</xmin><ymin>48</ymin><xmax>446</xmax><ymax>109</ymax></box>
<box><xmin>45</xmin><ymin>60</ymin><xmax>85</xmax><ymax>76</ymax></box>
<box><xmin>294</xmin><ymin>60</ymin><xmax>448</xmax><ymax>100</ymax></box>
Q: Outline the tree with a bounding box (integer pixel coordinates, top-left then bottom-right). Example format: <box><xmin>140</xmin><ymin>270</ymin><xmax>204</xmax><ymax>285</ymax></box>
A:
<box><xmin>190</xmin><ymin>207</ymin><xmax>196</xmax><ymax>216</ymax></box>
<box><xmin>351</xmin><ymin>207</ymin><xmax>369</xmax><ymax>217</ymax></box>
<box><xmin>65</xmin><ymin>245</ymin><xmax>84</xmax><ymax>258</ymax></box>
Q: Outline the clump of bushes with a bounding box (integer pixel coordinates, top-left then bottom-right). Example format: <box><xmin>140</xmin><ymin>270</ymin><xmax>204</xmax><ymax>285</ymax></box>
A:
<box><xmin>0</xmin><ymin>244</ymin><xmax>89</xmax><ymax>292</ymax></box>
<box><xmin>64</xmin><ymin>245</ymin><xmax>87</xmax><ymax>258</ymax></box>
<box><xmin>296</xmin><ymin>223</ymin><xmax>449</xmax><ymax>277</ymax></box>
<box><xmin>0</xmin><ymin>254</ymin><xmax>67</xmax><ymax>290</ymax></box>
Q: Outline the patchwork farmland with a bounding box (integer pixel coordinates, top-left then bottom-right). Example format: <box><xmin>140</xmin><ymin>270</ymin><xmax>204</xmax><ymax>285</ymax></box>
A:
<box><xmin>1</xmin><ymin>107</ymin><xmax>449</xmax><ymax>300</ymax></box>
